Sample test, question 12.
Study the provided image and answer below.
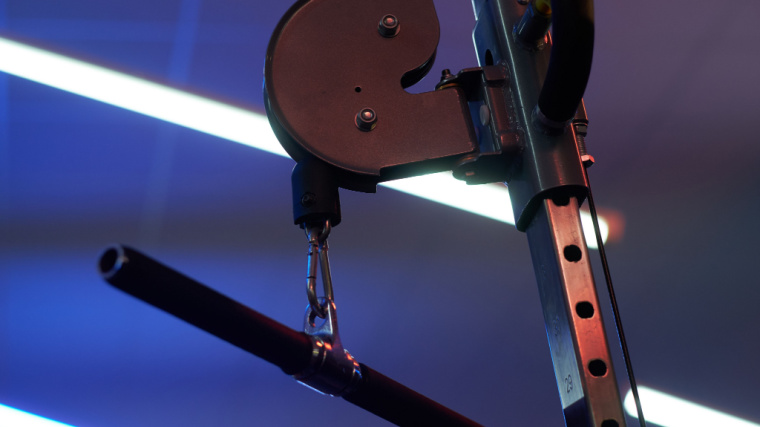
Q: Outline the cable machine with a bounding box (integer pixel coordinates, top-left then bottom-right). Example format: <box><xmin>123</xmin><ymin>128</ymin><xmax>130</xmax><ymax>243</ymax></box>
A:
<box><xmin>99</xmin><ymin>0</ymin><xmax>645</xmax><ymax>425</ymax></box>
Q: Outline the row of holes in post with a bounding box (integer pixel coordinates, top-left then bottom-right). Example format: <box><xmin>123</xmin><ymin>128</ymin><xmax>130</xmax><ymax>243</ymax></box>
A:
<box><xmin>554</xmin><ymin>197</ymin><xmax>618</xmax><ymax>427</ymax></box>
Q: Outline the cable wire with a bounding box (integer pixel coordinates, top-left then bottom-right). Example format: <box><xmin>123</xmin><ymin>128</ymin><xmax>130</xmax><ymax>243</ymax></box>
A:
<box><xmin>584</xmin><ymin>168</ymin><xmax>647</xmax><ymax>427</ymax></box>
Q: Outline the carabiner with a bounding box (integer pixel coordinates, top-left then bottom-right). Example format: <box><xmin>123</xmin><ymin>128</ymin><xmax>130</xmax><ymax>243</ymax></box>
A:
<box><xmin>305</xmin><ymin>220</ymin><xmax>334</xmax><ymax>318</ymax></box>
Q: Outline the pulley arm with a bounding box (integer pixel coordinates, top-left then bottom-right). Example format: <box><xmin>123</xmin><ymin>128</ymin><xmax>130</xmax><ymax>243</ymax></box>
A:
<box><xmin>264</xmin><ymin>0</ymin><xmax>592</xmax><ymax>231</ymax></box>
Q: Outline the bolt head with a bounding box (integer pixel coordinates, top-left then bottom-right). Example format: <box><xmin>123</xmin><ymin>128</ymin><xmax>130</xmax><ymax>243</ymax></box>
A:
<box><xmin>355</xmin><ymin>108</ymin><xmax>377</xmax><ymax>131</ymax></box>
<box><xmin>378</xmin><ymin>14</ymin><xmax>400</xmax><ymax>37</ymax></box>
<box><xmin>439</xmin><ymin>68</ymin><xmax>454</xmax><ymax>82</ymax></box>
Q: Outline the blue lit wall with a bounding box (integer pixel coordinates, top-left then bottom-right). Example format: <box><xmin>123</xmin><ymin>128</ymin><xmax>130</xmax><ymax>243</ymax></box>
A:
<box><xmin>1</xmin><ymin>0</ymin><xmax>759</xmax><ymax>426</ymax></box>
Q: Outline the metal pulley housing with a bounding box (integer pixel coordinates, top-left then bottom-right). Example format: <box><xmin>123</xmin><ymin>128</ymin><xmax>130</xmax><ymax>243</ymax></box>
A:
<box><xmin>264</xmin><ymin>0</ymin><xmax>478</xmax><ymax>192</ymax></box>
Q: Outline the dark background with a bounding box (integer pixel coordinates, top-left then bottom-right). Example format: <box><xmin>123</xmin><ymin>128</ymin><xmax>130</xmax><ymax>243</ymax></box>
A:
<box><xmin>1</xmin><ymin>0</ymin><xmax>759</xmax><ymax>425</ymax></box>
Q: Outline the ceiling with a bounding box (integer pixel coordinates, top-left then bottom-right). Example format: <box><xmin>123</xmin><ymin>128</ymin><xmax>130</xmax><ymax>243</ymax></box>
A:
<box><xmin>1</xmin><ymin>0</ymin><xmax>759</xmax><ymax>426</ymax></box>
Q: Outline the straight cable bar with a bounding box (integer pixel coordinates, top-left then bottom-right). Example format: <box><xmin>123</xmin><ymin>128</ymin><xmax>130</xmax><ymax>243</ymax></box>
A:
<box><xmin>98</xmin><ymin>245</ymin><xmax>481</xmax><ymax>427</ymax></box>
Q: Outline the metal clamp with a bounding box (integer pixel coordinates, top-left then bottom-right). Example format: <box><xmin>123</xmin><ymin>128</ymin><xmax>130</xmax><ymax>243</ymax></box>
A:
<box><xmin>294</xmin><ymin>298</ymin><xmax>362</xmax><ymax>396</ymax></box>
<box><xmin>297</xmin><ymin>219</ymin><xmax>362</xmax><ymax>396</ymax></box>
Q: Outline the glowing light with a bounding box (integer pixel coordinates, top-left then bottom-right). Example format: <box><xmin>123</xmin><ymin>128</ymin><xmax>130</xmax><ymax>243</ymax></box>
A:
<box><xmin>0</xmin><ymin>37</ymin><xmax>285</xmax><ymax>157</ymax></box>
<box><xmin>625</xmin><ymin>386</ymin><xmax>760</xmax><ymax>427</ymax></box>
<box><xmin>0</xmin><ymin>36</ymin><xmax>608</xmax><ymax>245</ymax></box>
<box><xmin>0</xmin><ymin>404</ymin><xmax>76</xmax><ymax>427</ymax></box>
<box><xmin>384</xmin><ymin>174</ymin><xmax>607</xmax><ymax>246</ymax></box>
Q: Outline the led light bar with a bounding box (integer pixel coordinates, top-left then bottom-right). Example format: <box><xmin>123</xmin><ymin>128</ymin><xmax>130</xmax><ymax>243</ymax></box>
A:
<box><xmin>625</xmin><ymin>386</ymin><xmax>760</xmax><ymax>427</ymax></box>
<box><xmin>0</xmin><ymin>404</ymin><xmax>76</xmax><ymax>427</ymax></box>
<box><xmin>0</xmin><ymin>36</ymin><xmax>607</xmax><ymax>245</ymax></box>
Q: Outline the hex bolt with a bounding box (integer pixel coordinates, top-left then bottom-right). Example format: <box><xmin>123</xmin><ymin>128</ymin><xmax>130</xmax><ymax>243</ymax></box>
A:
<box><xmin>573</xmin><ymin>122</ymin><xmax>595</xmax><ymax>167</ymax></box>
<box><xmin>378</xmin><ymin>14</ymin><xmax>400</xmax><ymax>38</ymax></box>
<box><xmin>355</xmin><ymin>108</ymin><xmax>377</xmax><ymax>131</ymax></box>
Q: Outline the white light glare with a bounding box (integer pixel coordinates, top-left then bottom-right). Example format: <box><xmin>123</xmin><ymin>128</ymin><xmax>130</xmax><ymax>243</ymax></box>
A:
<box><xmin>0</xmin><ymin>404</ymin><xmax>76</xmax><ymax>427</ymax></box>
<box><xmin>625</xmin><ymin>386</ymin><xmax>760</xmax><ymax>427</ymax></box>
<box><xmin>0</xmin><ymin>37</ymin><xmax>286</xmax><ymax>157</ymax></box>
<box><xmin>384</xmin><ymin>173</ymin><xmax>607</xmax><ymax>247</ymax></box>
<box><xmin>0</xmin><ymin>36</ymin><xmax>607</xmax><ymax>245</ymax></box>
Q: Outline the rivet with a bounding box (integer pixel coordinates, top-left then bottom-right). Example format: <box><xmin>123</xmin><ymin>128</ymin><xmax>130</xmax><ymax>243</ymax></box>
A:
<box><xmin>479</xmin><ymin>104</ymin><xmax>491</xmax><ymax>126</ymax></box>
<box><xmin>300</xmin><ymin>192</ymin><xmax>316</xmax><ymax>207</ymax></box>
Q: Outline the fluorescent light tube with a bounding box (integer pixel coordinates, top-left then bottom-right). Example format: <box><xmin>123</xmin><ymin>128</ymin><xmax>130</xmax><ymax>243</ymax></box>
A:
<box><xmin>0</xmin><ymin>404</ymin><xmax>76</xmax><ymax>427</ymax></box>
<box><xmin>0</xmin><ymin>37</ymin><xmax>286</xmax><ymax>157</ymax></box>
<box><xmin>625</xmin><ymin>386</ymin><xmax>760</xmax><ymax>427</ymax></box>
<box><xmin>0</xmin><ymin>36</ymin><xmax>608</xmax><ymax>245</ymax></box>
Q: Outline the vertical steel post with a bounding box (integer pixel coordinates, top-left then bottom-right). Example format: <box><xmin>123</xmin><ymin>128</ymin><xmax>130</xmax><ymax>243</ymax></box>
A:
<box><xmin>526</xmin><ymin>198</ymin><xmax>625</xmax><ymax>425</ymax></box>
<box><xmin>472</xmin><ymin>0</ymin><xmax>627</xmax><ymax>424</ymax></box>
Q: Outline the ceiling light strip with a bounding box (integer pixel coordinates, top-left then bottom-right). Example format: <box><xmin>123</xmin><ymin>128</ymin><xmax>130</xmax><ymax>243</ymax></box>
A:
<box><xmin>624</xmin><ymin>386</ymin><xmax>760</xmax><ymax>427</ymax></box>
<box><xmin>0</xmin><ymin>37</ymin><xmax>285</xmax><ymax>156</ymax></box>
<box><xmin>0</xmin><ymin>36</ymin><xmax>607</xmax><ymax>245</ymax></box>
<box><xmin>0</xmin><ymin>404</ymin><xmax>76</xmax><ymax>427</ymax></box>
